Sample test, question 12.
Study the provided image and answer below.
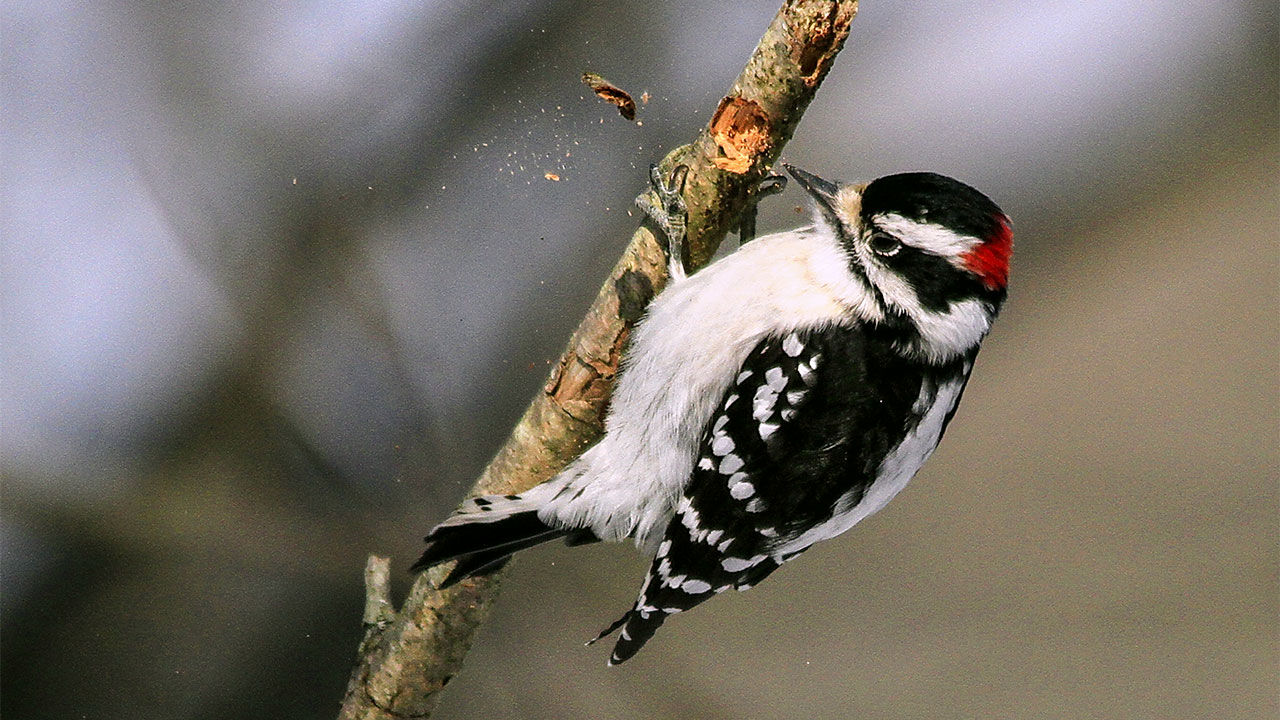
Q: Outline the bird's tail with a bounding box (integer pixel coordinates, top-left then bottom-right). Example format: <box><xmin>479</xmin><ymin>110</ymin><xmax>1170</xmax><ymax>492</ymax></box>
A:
<box><xmin>587</xmin><ymin>606</ymin><xmax>670</xmax><ymax>666</ymax></box>
<box><xmin>412</xmin><ymin>487</ymin><xmax>584</xmax><ymax>587</ymax></box>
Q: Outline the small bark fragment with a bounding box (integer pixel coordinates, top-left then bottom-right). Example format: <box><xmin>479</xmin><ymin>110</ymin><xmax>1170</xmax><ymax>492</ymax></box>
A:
<box><xmin>581</xmin><ymin>72</ymin><xmax>638</xmax><ymax>121</ymax></box>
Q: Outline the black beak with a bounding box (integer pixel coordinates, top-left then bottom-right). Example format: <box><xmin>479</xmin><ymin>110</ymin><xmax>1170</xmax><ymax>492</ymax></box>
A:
<box><xmin>782</xmin><ymin>163</ymin><xmax>841</xmax><ymax>216</ymax></box>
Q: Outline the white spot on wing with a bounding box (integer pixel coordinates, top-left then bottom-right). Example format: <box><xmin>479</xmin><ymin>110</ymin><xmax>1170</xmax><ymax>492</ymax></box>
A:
<box><xmin>711</xmin><ymin>434</ymin><xmax>735</xmax><ymax>456</ymax></box>
<box><xmin>722</xmin><ymin>555</ymin><xmax>767</xmax><ymax>572</ymax></box>
<box><xmin>680</xmin><ymin>506</ymin><xmax>701</xmax><ymax>531</ymax></box>
<box><xmin>758</xmin><ymin>421</ymin><xmax>780</xmax><ymax>440</ymax></box>
<box><xmin>796</xmin><ymin>362</ymin><xmax>816</xmax><ymax>385</ymax></box>
<box><xmin>719</xmin><ymin>454</ymin><xmax>744</xmax><ymax>475</ymax></box>
<box><xmin>782</xmin><ymin>333</ymin><xmax>804</xmax><ymax>357</ymax></box>
<box><xmin>681</xmin><ymin>579</ymin><xmax>712</xmax><ymax>594</ymax></box>
<box><xmin>753</xmin><ymin>385</ymin><xmax>777</xmax><ymax>421</ymax></box>
<box><xmin>745</xmin><ymin>498</ymin><xmax>765</xmax><ymax>513</ymax></box>
<box><xmin>729</xmin><ymin>481</ymin><xmax>755</xmax><ymax>500</ymax></box>
<box><xmin>765</xmin><ymin>367</ymin><xmax>786</xmax><ymax>391</ymax></box>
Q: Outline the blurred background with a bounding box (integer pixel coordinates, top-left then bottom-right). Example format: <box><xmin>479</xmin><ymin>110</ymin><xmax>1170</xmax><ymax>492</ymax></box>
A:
<box><xmin>2</xmin><ymin>0</ymin><xmax>1276</xmax><ymax>718</ymax></box>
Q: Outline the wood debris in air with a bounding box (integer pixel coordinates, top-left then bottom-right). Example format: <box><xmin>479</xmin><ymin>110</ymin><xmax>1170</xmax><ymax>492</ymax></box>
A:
<box><xmin>582</xmin><ymin>72</ymin><xmax>637</xmax><ymax>121</ymax></box>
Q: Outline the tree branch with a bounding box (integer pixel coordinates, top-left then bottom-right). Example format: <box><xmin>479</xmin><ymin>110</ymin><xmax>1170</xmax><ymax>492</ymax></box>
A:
<box><xmin>337</xmin><ymin>2</ymin><xmax>859</xmax><ymax>717</ymax></box>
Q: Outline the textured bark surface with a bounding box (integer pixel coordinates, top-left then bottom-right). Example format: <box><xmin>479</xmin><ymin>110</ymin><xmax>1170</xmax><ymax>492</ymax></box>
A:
<box><xmin>337</xmin><ymin>2</ymin><xmax>858</xmax><ymax>717</ymax></box>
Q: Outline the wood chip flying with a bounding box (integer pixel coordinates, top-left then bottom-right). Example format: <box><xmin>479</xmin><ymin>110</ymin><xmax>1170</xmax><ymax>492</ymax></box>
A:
<box><xmin>581</xmin><ymin>72</ymin><xmax>637</xmax><ymax>121</ymax></box>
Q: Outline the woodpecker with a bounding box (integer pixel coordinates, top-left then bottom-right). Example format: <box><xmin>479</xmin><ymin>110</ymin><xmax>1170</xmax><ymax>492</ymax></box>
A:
<box><xmin>414</xmin><ymin>162</ymin><xmax>1012</xmax><ymax>665</ymax></box>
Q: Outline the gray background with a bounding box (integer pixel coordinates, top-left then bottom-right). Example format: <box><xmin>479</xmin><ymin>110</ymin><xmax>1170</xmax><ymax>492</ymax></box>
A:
<box><xmin>2</xmin><ymin>0</ymin><xmax>1276</xmax><ymax>718</ymax></box>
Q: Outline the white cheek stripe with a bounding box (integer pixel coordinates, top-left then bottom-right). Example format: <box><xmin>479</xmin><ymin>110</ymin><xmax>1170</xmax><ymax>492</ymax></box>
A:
<box><xmin>856</xmin><ymin>244</ymin><xmax>992</xmax><ymax>363</ymax></box>
<box><xmin>907</xmin><ymin>297</ymin><xmax>991</xmax><ymax>363</ymax></box>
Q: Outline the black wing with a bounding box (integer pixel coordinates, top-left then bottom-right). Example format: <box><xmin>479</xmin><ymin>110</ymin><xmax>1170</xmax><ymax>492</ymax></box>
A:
<box><xmin>596</xmin><ymin>324</ymin><xmax>948</xmax><ymax>664</ymax></box>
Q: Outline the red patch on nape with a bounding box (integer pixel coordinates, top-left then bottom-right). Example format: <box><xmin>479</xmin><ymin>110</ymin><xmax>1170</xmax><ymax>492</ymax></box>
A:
<box><xmin>962</xmin><ymin>214</ymin><xmax>1013</xmax><ymax>290</ymax></box>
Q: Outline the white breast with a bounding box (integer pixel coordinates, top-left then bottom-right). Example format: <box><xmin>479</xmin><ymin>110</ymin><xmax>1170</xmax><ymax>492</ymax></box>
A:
<box><xmin>537</xmin><ymin>227</ymin><xmax>877</xmax><ymax>550</ymax></box>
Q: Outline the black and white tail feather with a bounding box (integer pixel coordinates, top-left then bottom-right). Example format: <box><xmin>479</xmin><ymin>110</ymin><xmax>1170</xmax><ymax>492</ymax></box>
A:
<box><xmin>413</xmin><ymin>163</ymin><xmax>1011</xmax><ymax>665</ymax></box>
<box><xmin>411</xmin><ymin>501</ymin><xmax>569</xmax><ymax>587</ymax></box>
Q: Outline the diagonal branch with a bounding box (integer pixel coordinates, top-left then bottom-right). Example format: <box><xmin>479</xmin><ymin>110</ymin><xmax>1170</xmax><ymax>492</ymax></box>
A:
<box><xmin>338</xmin><ymin>2</ymin><xmax>859</xmax><ymax>717</ymax></box>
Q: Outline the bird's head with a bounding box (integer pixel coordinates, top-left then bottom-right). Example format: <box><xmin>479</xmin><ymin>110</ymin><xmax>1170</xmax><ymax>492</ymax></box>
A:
<box><xmin>783</xmin><ymin>164</ymin><xmax>1012</xmax><ymax>363</ymax></box>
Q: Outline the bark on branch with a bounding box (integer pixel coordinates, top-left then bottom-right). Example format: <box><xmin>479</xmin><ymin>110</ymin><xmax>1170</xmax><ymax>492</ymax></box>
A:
<box><xmin>337</xmin><ymin>2</ymin><xmax>859</xmax><ymax>717</ymax></box>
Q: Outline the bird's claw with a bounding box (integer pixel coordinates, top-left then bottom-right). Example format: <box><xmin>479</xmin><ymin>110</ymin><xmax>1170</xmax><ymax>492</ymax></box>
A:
<box><xmin>737</xmin><ymin>171</ymin><xmax>788</xmax><ymax>244</ymax></box>
<box><xmin>636</xmin><ymin>163</ymin><xmax>691</xmax><ymax>281</ymax></box>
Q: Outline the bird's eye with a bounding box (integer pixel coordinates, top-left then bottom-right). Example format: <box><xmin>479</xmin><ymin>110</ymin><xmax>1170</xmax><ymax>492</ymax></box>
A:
<box><xmin>868</xmin><ymin>233</ymin><xmax>901</xmax><ymax>256</ymax></box>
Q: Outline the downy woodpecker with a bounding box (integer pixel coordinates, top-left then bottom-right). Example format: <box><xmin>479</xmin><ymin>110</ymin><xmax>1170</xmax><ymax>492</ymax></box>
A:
<box><xmin>414</xmin><ymin>163</ymin><xmax>1012</xmax><ymax>665</ymax></box>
